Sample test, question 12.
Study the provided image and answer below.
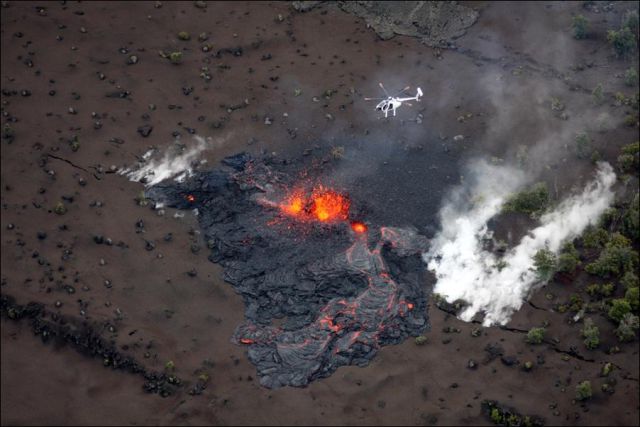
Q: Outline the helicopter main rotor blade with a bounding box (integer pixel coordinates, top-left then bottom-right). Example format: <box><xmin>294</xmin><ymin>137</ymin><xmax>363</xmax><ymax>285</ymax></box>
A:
<box><xmin>379</xmin><ymin>82</ymin><xmax>390</xmax><ymax>97</ymax></box>
<box><xmin>364</xmin><ymin>97</ymin><xmax>385</xmax><ymax>101</ymax></box>
<box><xmin>393</xmin><ymin>86</ymin><xmax>411</xmax><ymax>97</ymax></box>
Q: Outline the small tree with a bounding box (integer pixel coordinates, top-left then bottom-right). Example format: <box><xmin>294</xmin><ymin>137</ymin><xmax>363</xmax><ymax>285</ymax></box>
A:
<box><xmin>622</xmin><ymin>193</ymin><xmax>639</xmax><ymax>242</ymax></box>
<box><xmin>558</xmin><ymin>242</ymin><xmax>581</xmax><ymax>273</ymax></box>
<box><xmin>502</xmin><ymin>182</ymin><xmax>550</xmax><ymax>217</ymax></box>
<box><xmin>621</xmin><ymin>271</ymin><xmax>639</xmax><ymax>290</ymax></box>
<box><xmin>607</xmin><ymin>27</ymin><xmax>636</xmax><ymax>58</ymax></box>
<box><xmin>585</xmin><ymin>233</ymin><xmax>638</xmax><ymax>278</ymax></box>
<box><xmin>572</xmin><ymin>15</ymin><xmax>589</xmax><ymax>39</ymax></box>
<box><xmin>581</xmin><ymin>318</ymin><xmax>600</xmax><ymax>349</ymax></box>
<box><xmin>608</xmin><ymin>299</ymin><xmax>631</xmax><ymax>322</ymax></box>
<box><xmin>625</xmin><ymin>286</ymin><xmax>639</xmax><ymax>311</ymax></box>
<box><xmin>525</xmin><ymin>327</ymin><xmax>546</xmax><ymax>344</ymax></box>
<box><xmin>618</xmin><ymin>142</ymin><xmax>640</xmax><ymax>174</ymax></box>
<box><xmin>623</xmin><ymin>9</ymin><xmax>639</xmax><ymax>35</ymax></box>
<box><xmin>169</xmin><ymin>51</ymin><xmax>183</xmax><ymax>64</ymax></box>
<box><xmin>533</xmin><ymin>249</ymin><xmax>557</xmax><ymax>281</ymax></box>
<box><xmin>615</xmin><ymin>313</ymin><xmax>639</xmax><ymax>341</ymax></box>
<box><xmin>582</xmin><ymin>225</ymin><xmax>609</xmax><ymax>248</ymax></box>
<box><xmin>575</xmin><ymin>133</ymin><xmax>591</xmax><ymax>159</ymax></box>
<box><xmin>592</xmin><ymin>84</ymin><xmax>604</xmax><ymax>105</ymax></box>
<box><xmin>576</xmin><ymin>380</ymin><xmax>593</xmax><ymax>401</ymax></box>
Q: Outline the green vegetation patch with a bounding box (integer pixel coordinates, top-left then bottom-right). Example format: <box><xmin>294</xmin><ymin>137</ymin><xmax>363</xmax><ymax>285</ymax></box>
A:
<box><xmin>525</xmin><ymin>327</ymin><xmax>546</xmax><ymax>345</ymax></box>
<box><xmin>503</xmin><ymin>182</ymin><xmax>550</xmax><ymax>217</ymax></box>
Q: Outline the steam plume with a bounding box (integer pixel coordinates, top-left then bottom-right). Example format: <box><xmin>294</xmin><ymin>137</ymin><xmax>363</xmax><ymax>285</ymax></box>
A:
<box><xmin>423</xmin><ymin>161</ymin><xmax>616</xmax><ymax>326</ymax></box>
<box><xmin>120</xmin><ymin>135</ymin><xmax>213</xmax><ymax>186</ymax></box>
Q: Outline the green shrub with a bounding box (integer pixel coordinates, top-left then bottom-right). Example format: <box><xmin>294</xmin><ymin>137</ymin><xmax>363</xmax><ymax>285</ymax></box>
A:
<box><xmin>569</xmin><ymin>294</ymin><xmax>584</xmax><ymax>312</ymax></box>
<box><xmin>618</xmin><ymin>142</ymin><xmax>639</xmax><ymax>173</ymax></box>
<box><xmin>625</xmin><ymin>68</ymin><xmax>638</xmax><ymax>86</ymax></box>
<box><xmin>587</xmin><ymin>283</ymin><xmax>615</xmax><ymax>298</ymax></box>
<box><xmin>623</xmin><ymin>114</ymin><xmax>638</xmax><ymax>127</ymax></box>
<box><xmin>54</xmin><ymin>202</ymin><xmax>67</xmax><ymax>215</ymax></box>
<box><xmin>625</xmin><ymin>286</ymin><xmax>639</xmax><ymax>311</ymax></box>
<box><xmin>169</xmin><ymin>51</ymin><xmax>183</xmax><ymax>64</ymax></box>
<box><xmin>600</xmin><ymin>283</ymin><xmax>615</xmax><ymax>297</ymax></box>
<box><xmin>601</xmin><ymin>362</ymin><xmax>614</xmax><ymax>376</ymax></box>
<box><xmin>533</xmin><ymin>249</ymin><xmax>557</xmax><ymax>281</ymax></box>
<box><xmin>415</xmin><ymin>335</ymin><xmax>428</xmax><ymax>345</ymax></box>
<box><xmin>607</xmin><ymin>27</ymin><xmax>637</xmax><ymax>58</ymax></box>
<box><xmin>585</xmin><ymin>233</ymin><xmax>638</xmax><ymax>278</ymax></box>
<box><xmin>608</xmin><ymin>298</ymin><xmax>632</xmax><ymax>322</ymax></box>
<box><xmin>592</xmin><ymin>83</ymin><xmax>604</xmax><ymax>105</ymax></box>
<box><xmin>576</xmin><ymin>380</ymin><xmax>593</xmax><ymax>401</ymax></box>
<box><xmin>502</xmin><ymin>182</ymin><xmax>550</xmax><ymax>217</ymax></box>
<box><xmin>177</xmin><ymin>31</ymin><xmax>191</xmax><ymax>41</ymax></box>
<box><xmin>581</xmin><ymin>318</ymin><xmax>600</xmax><ymax>349</ymax></box>
<box><xmin>490</xmin><ymin>407</ymin><xmax>502</xmax><ymax>424</ymax></box>
<box><xmin>618</xmin><ymin>154</ymin><xmax>635</xmax><ymax>172</ymax></box>
<box><xmin>615</xmin><ymin>313</ymin><xmax>639</xmax><ymax>341</ymax></box>
<box><xmin>582</xmin><ymin>225</ymin><xmax>609</xmax><ymax>248</ymax></box>
<box><xmin>599</xmin><ymin>207</ymin><xmax>619</xmax><ymax>228</ymax></box>
<box><xmin>586</xmin><ymin>284</ymin><xmax>600</xmax><ymax>297</ymax></box>
<box><xmin>623</xmin><ymin>9</ymin><xmax>639</xmax><ymax>35</ymax></box>
<box><xmin>572</xmin><ymin>14</ymin><xmax>589</xmax><ymax>39</ymax></box>
<box><xmin>622</xmin><ymin>193</ymin><xmax>639</xmax><ymax>242</ymax></box>
<box><xmin>621</xmin><ymin>271</ymin><xmax>639</xmax><ymax>290</ymax></box>
<box><xmin>557</xmin><ymin>242</ymin><xmax>581</xmax><ymax>273</ymax></box>
<box><xmin>575</xmin><ymin>133</ymin><xmax>591</xmax><ymax>159</ymax></box>
<box><xmin>525</xmin><ymin>327</ymin><xmax>546</xmax><ymax>345</ymax></box>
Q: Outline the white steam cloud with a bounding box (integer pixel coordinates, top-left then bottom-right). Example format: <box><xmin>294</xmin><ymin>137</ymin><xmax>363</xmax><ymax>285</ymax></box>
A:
<box><xmin>423</xmin><ymin>161</ymin><xmax>616</xmax><ymax>326</ymax></box>
<box><xmin>120</xmin><ymin>135</ymin><xmax>218</xmax><ymax>186</ymax></box>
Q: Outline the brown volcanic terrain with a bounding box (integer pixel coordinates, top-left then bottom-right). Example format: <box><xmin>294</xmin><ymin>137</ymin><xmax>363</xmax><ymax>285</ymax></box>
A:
<box><xmin>1</xmin><ymin>1</ymin><xmax>639</xmax><ymax>426</ymax></box>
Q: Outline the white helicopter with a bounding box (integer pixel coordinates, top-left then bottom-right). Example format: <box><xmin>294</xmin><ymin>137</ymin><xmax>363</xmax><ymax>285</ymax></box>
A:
<box><xmin>365</xmin><ymin>83</ymin><xmax>423</xmax><ymax>118</ymax></box>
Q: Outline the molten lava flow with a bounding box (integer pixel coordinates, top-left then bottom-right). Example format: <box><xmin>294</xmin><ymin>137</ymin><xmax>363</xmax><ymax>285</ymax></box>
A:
<box><xmin>351</xmin><ymin>221</ymin><xmax>367</xmax><ymax>233</ymax></box>
<box><xmin>310</xmin><ymin>186</ymin><xmax>349</xmax><ymax>222</ymax></box>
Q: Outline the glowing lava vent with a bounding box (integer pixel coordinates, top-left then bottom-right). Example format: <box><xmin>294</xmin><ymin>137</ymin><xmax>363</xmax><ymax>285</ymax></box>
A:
<box><xmin>280</xmin><ymin>186</ymin><xmax>350</xmax><ymax>223</ymax></box>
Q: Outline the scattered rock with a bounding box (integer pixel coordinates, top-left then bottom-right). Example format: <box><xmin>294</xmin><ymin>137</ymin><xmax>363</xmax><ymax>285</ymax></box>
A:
<box><xmin>137</xmin><ymin>125</ymin><xmax>153</xmax><ymax>137</ymax></box>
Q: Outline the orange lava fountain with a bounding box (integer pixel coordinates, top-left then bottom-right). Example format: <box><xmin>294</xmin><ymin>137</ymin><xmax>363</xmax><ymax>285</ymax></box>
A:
<box><xmin>279</xmin><ymin>186</ymin><xmax>350</xmax><ymax>223</ymax></box>
<box><xmin>310</xmin><ymin>186</ymin><xmax>349</xmax><ymax>222</ymax></box>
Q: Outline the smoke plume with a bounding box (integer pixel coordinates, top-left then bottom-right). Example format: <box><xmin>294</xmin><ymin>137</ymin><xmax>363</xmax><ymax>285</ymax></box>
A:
<box><xmin>423</xmin><ymin>161</ymin><xmax>616</xmax><ymax>326</ymax></box>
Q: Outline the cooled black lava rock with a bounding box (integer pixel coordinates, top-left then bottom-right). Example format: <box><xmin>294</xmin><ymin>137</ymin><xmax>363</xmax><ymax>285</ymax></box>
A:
<box><xmin>146</xmin><ymin>152</ymin><xmax>432</xmax><ymax>388</ymax></box>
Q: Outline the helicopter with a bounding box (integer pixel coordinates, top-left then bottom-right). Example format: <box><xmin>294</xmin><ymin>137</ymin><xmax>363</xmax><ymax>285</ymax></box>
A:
<box><xmin>365</xmin><ymin>83</ymin><xmax>423</xmax><ymax>118</ymax></box>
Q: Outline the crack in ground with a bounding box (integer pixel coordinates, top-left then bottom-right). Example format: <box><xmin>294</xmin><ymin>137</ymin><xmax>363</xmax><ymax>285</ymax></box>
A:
<box><xmin>455</xmin><ymin>46</ymin><xmax>594</xmax><ymax>96</ymax></box>
<box><xmin>528</xmin><ymin>301</ymin><xmax>548</xmax><ymax>311</ymax></box>
<box><xmin>434</xmin><ymin>304</ymin><xmax>598</xmax><ymax>362</ymax></box>
<box><xmin>46</xmin><ymin>154</ymin><xmax>100</xmax><ymax>180</ymax></box>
